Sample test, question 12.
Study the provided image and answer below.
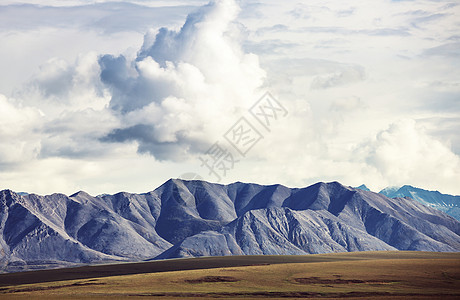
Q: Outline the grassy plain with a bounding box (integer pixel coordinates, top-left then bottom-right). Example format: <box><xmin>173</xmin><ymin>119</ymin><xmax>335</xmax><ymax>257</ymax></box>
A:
<box><xmin>0</xmin><ymin>251</ymin><xmax>459</xmax><ymax>299</ymax></box>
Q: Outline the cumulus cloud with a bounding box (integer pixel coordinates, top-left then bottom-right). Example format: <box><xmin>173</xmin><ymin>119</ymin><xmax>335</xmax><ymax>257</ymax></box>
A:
<box><xmin>99</xmin><ymin>0</ymin><xmax>266</xmax><ymax>160</ymax></box>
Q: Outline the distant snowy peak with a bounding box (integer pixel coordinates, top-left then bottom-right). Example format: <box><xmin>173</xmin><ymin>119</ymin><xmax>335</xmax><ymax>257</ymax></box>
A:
<box><xmin>379</xmin><ymin>185</ymin><xmax>460</xmax><ymax>221</ymax></box>
<box><xmin>379</xmin><ymin>186</ymin><xmax>400</xmax><ymax>195</ymax></box>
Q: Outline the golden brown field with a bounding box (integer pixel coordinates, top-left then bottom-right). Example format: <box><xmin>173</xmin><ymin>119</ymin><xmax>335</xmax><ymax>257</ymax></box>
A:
<box><xmin>0</xmin><ymin>251</ymin><xmax>459</xmax><ymax>299</ymax></box>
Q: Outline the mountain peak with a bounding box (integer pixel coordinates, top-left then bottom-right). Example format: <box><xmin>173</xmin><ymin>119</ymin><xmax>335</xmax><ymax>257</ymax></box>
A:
<box><xmin>354</xmin><ymin>184</ymin><xmax>371</xmax><ymax>191</ymax></box>
<box><xmin>379</xmin><ymin>186</ymin><xmax>401</xmax><ymax>195</ymax></box>
<box><xmin>0</xmin><ymin>189</ymin><xmax>20</xmax><ymax>206</ymax></box>
<box><xmin>69</xmin><ymin>190</ymin><xmax>93</xmax><ymax>199</ymax></box>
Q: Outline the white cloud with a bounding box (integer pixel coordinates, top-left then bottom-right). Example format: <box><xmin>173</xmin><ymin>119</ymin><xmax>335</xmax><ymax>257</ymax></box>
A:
<box><xmin>100</xmin><ymin>0</ymin><xmax>266</xmax><ymax>159</ymax></box>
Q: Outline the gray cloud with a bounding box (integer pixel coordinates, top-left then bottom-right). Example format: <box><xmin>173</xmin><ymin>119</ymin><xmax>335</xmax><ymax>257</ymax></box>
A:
<box><xmin>101</xmin><ymin>124</ymin><xmax>197</xmax><ymax>161</ymax></box>
<box><xmin>99</xmin><ymin>54</ymin><xmax>172</xmax><ymax>113</ymax></box>
<box><xmin>31</xmin><ymin>60</ymin><xmax>74</xmax><ymax>98</ymax></box>
<box><xmin>336</xmin><ymin>8</ymin><xmax>355</xmax><ymax>17</ymax></box>
<box><xmin>311</xmin><ymin>65</ymin><xmax>365</xmax><ymax>89</ymax></box>
<box><xmin>423</xmin><ymin>42</ymin><xmax>460</xmax><ymax>57</ymax></box>
<box><xmin>255</xmin><ymin>24</ymin><xmax>289</xmax><ymax>36</ymax></box>
<box><xmin>288</xmin><ymin>4</ymin><xmax>330</xmax><ymax>20</ymax></box>
<box><xmin>39</xmin><ymin>108</ymin><xmax>117</xmax><ymax>159</ymax></box>
<box><xmin>417</xmin><ymin>117</ymin><xmax>460</xmax><ymax>156</ymax></box>
<box><xmin>447</xmin><ymin>35</ymin><xmax>460</xmax><ymax>41</ymax></box>
<box><xmin>299</xmin><ymin>26</ymin><xmax>411</xmax><ymax>37</ymax></box>
<box><xmin>263</xmin><ymin>57</ymin><xmax>364</xmax><ymax>77</ymax></box>
<box><xmin>411</xmin><ymin>13</ymin><xmax>448</xmax><ymax>28</ymax></box>
<box><xmin>330</xmin><ymin>96</ymin><xmax>363</xmax><ymax>112</ymax></box>
<box><xmin>27</xmin><ymin>55</ymin><xmax>106</xmax><ymax>103</ymax></box>
<box><xmin>244</xmin><ymin>39</ymin><xmax>298</xmax><ymax>55</ymax></box>
<box><xmin>0</xmin><ymin>3</ymin><xmax>199</xmax><ymax>34</ymax></box>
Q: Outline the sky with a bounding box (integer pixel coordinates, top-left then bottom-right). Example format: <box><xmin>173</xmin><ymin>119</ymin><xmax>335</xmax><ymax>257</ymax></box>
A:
<box><xmin>0</xmin><ymin>0</ymin><xmax>459</xmax><ymax>196</ymax></box>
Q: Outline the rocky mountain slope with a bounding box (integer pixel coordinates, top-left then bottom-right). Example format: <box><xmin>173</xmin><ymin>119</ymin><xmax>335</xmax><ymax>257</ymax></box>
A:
<box><xmin>1</xmin><ymin>179</ymin><xmax>459</xmax><ymax>272</ymax></box>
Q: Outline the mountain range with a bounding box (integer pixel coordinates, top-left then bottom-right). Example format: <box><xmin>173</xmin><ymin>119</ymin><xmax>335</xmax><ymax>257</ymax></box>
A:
<box><xmin>1</xmin><ymin>179</ymin><xmax>459</xmax><ymax>272</ymax></box>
